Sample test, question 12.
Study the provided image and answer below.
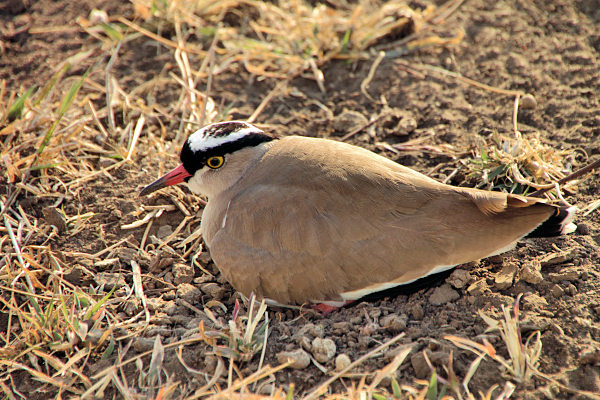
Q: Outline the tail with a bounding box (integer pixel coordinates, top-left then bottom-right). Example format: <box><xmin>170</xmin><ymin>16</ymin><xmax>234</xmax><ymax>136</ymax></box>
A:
<box><xmin>527</xmin><ymin>206</ymin><xmax>577</xmax><ymax>238</ymax></box>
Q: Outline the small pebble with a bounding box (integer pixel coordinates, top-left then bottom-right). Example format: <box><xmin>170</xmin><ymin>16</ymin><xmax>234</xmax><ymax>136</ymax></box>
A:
<box><xmin>380</xmin><ymin>313</ymin><xmax>408</xmax><ymax>332</ymax></box>
<box><xmin>296</xmin><ymin>323</ymin><xmax>324</xmax><ymax>339</ymax></box>
<box><xmin>522</xmin><ymin>293</ymin><xmax>548</xmax><ymax>310</ymax></box>
<box><xmin>394</xmin><ymin>115</ymin><xmax>418</xmax><ymax>136</ymax></box>
<box><xmin>157</xmin><ymin>224</ymin><xmax>173</xmax><ymax>239</ymax></box>
<box><xmin>123</xmin><ymin>299</ymin><xmax>139</xmax><ymax>316</ymax></box>
<box><xmin>487</xmin><ymin>255</ymin><xmax>504</xmax><ymax>264</ymax></box>
<box><xmin>186</xmin><ymin>317</ymin><xmax>202</xmax><ymax>329</ymax></box>
<box><xmin>197</xmin><ymin>252</ymin><xmax>212</xmax><ymax>265</ymax></box>
<box><xmin>520</xmin><ymin>94</ymin><xmax>537</xmax><ymax>109</ymax></box>
<box><xmin>332</xmin><ymin>110</ymin><xmax>368</xmax><ymax>136</ymax></box>
<box><xmin>447</xmin><ymin>269</ymin><xmax>472</xmax><ymax>289</ymax></box>
<box><xmin>429</xmin><ymin>284</ymin><xmax>459</xmax><ymax>305</ymax></box>
<box><xmin>133</xmin><ymin>337</ymin><xmax>155</xmax><ymax>352</ymax></box>
<box><xmin>284</xmin><ymin>343</ymin><xmax>295</xmax><ymax>351</ymax></box>
<box><xmin>200</xmin><ymin>282</ymin><xmax>226</xmax><ymax>300</ymax></box>
<box><xmin>410</xmin><ymin>351</ymin><xmax>430</xmax><ymax>379</ymax></box>
<box><xmin>94</xmin><ymin>272</ymin><xmax>127</xmax><ymax>291</ymax></box>
<box><xmin>312</xmin><ymin>337</ymin><xmax>336</xmax><ymax>363</ymax></box>
<box><xmin>299</xmin><ymin>336</ymin><xmax>312</xmax><ymax>352</ymax></box>
<box><xmin>176</xmin><ymin>283</ymin><xmax>202</xmax><ymax>303</ymax></box>
<box><xmin>85</xmin><ymin>327</ymin><xmax>105</xmax><ymax>345</ymax></box>
<box><xmin>507</xmin><ymin>52</ymin><xmax>529</xmax><ymax>73</ymax></box>
<box><xmin>173</xmin><ymin>263</ymin><xmax>195</xmax><ymax>284</ymax></box>
<box><xmin>204</xmin><ymin>355</ymin><xmax>217</xmax><ymax>371</ymax></box>
<box><xmin>520</xmin><ymin>260</ymin><xmax>543</xmax><ymax>284</ymax></box>
<box><xmin>168</xmin><ymin>314</ymin><xmax>191</xmax><ymax>326</ymax></box>
<box><xmin>406</xmin><ymin>327</ymin><xmax>425</xmax><ymax>340</ymax></box>
<box><xmin>308</xmin><ymin>324</ymin><xmax>325</xmax><ymax>338</ymax></box>
<box><xmin>411</xmin><ymin>304</ymin><xmax>424</xmax><ymax>320</ymax></box>
<box><xmin>146</xmin><ymin>297</ymin><xmax>165</xmax><ymax>312</ymax></box>
<box><xmin>358</xmin><ymin>336</ymin><xmax>370</xmax><ymax>351</ymax></box>
<box><xmin>494</xmin><ymin>263</ymin><xmax>517</xmax><ymax>290</ymax></box>
<box><xmin>277</xmin><ymin>349</ymin><xmax>310</xmax><ymax>369</ymax></box>
<box><xmin>466</xmin><ymin>279</ymin><xmax>488</xmax><ymax>296</ymax></box>
<box><xmin>332</xmin><ymin>322</ymin><xmax>350</xmax><ymax>330</ymax></box>
<box><xmin>565</xmin><ymin>283</ymin><xmax>577</xmax><ymax>296</ymax></box>
<box><xmin>540</xmin><ymin>251</ymin><xmax>575</xmax><ymax>267</ymax></box>
<box><xmin>549</xmin><ymin>270</ymin><xmax>580</xmax><ymax>283</ymax></box>
<box><xmin>146</xmin><ymin>327</ymin><xmax>172</xmax><ymax>337</ymax></box>
<box><xmin>335</xmin><ymin>354</ymin><xmax>352</xmax><ymax>371</ymax></box>
<box><xmin>163</xmin><ymin>290</ymin><xmax>176</xmax><ymax>301</ymax></box>
<box><xmin>550</xmin><ymin>284</ymin><xmax>564</xmax><ymax>298</ymax></box>
<box><xmin>117</xmin><ymin>248</ymin><xmax>138</xmax><ymax>264</ymax></box>
<box><xmin>576</xmin><ymin>222</ymin><xmax>590</xmax><ymax>235</ymax></box>
<box><xmin>579</xmin><ymin>346</ymin><xmax>600</xmax><ymax>365</ymax></box>
<box><xmin>163</xmin><ymin>301</ymin><xmax>178</xmax><ymax>316</ymax></box>
<box><xmin>42</xmin><ymin>207</ymin><xmax>67</xmax><ymax>232</ymax></box>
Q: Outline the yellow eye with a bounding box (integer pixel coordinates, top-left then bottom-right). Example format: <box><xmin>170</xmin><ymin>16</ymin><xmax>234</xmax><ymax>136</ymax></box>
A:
<box><xmin>206</xmin><ymin>156</ymin><xmax>224</xmax><ymax>169</ymax></box>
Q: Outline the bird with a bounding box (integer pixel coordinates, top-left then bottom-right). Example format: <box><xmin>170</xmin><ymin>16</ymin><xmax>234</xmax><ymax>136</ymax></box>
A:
<box><xmin>140</xmin><ymin>121</ymin><xmax>577</xmax><ymax>308</ymax></box>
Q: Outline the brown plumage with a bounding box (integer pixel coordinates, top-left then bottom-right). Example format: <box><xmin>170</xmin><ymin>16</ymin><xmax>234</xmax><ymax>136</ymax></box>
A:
<box><xmin>141</xmin><ymin>122</ymin><xmax>576</xmax><ymax>306</ymax></box>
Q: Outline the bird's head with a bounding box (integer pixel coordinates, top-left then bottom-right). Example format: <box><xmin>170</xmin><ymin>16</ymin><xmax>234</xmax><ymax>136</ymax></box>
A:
<box><xmin>140</xmin><ymin>121</ymin><xmax>275</xmax><ymax>198</ymax></box>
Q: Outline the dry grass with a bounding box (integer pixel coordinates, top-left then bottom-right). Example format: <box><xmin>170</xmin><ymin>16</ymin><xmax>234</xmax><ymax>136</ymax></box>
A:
<box><xmin>465</xmin><ymin>95</ymin><xmax>585</xmax><ymax>202</ymax></box>
<box><xmin>1</xmin><ymin>0</ymin><xmax>595</xmax><ymax>399</ymax></box>
<box><xmin>128</xmin><ymin>0</ymin><xmax>450</xmax><ymax>80</ymax></box>
<box><xmin>446</xmin><ymin>296</ymin><xmax>600</xmax><ymax>400</ymax></box>
<box><xmin>467</xmin><ymin>130</ymin><xmax>580</xmax><ymax>200</ymax></box>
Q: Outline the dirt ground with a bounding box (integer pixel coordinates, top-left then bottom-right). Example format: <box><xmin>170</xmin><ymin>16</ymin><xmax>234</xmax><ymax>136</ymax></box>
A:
<box><xmin>2</xmin><ymin>0</ymin><xmax>600</xmax><ymax>398</ymax></box>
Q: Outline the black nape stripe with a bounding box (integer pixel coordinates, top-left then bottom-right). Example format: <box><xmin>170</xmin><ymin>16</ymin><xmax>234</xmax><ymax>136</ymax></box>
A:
<box><xmin>179</xmin><ymin>132</ymin><xmax>275</xmax><ymax>175</ymax></box>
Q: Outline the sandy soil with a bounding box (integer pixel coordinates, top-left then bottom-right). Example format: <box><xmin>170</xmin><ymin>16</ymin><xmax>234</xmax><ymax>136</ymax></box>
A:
<box><xmin>2</xmin><ymin>0</ymin><xmax>600</xmax><ymax>398</ymax></box>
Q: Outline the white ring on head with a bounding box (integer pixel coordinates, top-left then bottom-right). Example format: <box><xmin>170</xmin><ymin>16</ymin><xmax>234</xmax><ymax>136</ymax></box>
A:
<box><xmin>187</xmin><ymin>121</ymin><xmax>263</xmax><ymax>152</ymax></box>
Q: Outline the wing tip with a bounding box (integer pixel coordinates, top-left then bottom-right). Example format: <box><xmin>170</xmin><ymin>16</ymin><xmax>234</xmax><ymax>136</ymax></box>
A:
<box><xmin>527</xmin><ymin>205</ymin><xmax>578</xmax><ymax>238</ymax></box>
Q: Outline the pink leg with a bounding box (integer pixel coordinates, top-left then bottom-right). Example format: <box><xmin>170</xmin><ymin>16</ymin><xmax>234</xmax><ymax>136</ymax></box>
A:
<box><xmin>311</xmin><ymin>300</ymin><xmax>355</xmax><ymax>314</ymax></box>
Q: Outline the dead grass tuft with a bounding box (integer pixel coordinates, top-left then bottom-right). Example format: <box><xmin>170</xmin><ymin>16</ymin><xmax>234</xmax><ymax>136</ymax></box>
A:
<box><xmin>467</xmin><ymin>129</ymin><xmax>582</xmax><ymax>202</ymax></box>
<box><xmin>466</xmin><ymin>95</ymin><xmax>585</xmax><ymax>201</ymax></box>
<box><xmin>446</xmin><ymin>295</ymin><xmax>600</xmax><ymax>400</ymax></box>
<box><xmin>130</xmin><ymin>0</ymin><xmax>434</xmax><ymax>79</ymax></box>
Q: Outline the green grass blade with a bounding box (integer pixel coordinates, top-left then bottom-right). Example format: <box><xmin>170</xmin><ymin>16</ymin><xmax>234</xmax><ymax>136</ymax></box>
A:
<box><xmin>341</xmin><ymin>29</ymin><xmax>351</xmax><ymax>53</ymax></box>
<box><xmin>480</xmin><ymin>145</ymin><xmax>489</xmax><ymax>162</ymax></box>
<box><xmin>100</xmin><ymin>22</ymin><xmax>123</xmax><ymax>41</ymax></box>
<box><xmin>7</xmin><ymin>87</ymin><xmax>35</xmax><ymax>121</ymax></box>
<box><xmin>29</xmin><ymin>162</ymin><xmax>66</xmax><ymax>171</ymax></box>
<box><xmin>85</xmin><ymin>285</ymin><xmax>116</xmax><ymax>320</ymax></box>
<box><xmin>59</xmin><ymin>293</ymin><xmax>79</xmax><ymax>332</ymax></box>
<box><xmin>285</xmin><ymin>384</ymin><xmax>294</xmax><ymax>400</ymax></box>
<box><xmin>42</xmin><ymin>299</ymin><xmax>55</xmax><ymax>328</ymax></box>
<box><xmin>104</xmin><ymin>154</ymin><xmax>124</xmax><ymax>160</ymax></box>
<box><xmin>426</xmin><ymin>371</ymin><xmax>438</xmax><ymax>400</ymax></box>
<box><xmin>439</xmin><ymin>384</ymin><xmax>447</xmax><ymax>398</ymax></box>
<box><xmin>36</xmin><ymin>69</ymin><xmax>90</xmax><ymax>158</ymax></box>
<box><xmin>102</xmin><ymin>337</ymin><xmax>115</xmax><ymax>359</ymax></box>
<box><xmin>33</xmin><ymin>63</ymin><xmax>71</xmax><ymax>107</ymax></box>
<box><xmin>57</xmin><ymin>69</ymin><xmax>89</xmax><ymax>117</ymax></box>
<box><xmin>27</xmin><ymin>296</ymin><xmax>44</xmax><ymax>322</ymax></box>
<box><xmin>487</xmin><ymin>165</ymin><xmax>507</xmax><ymax>181</ymax></box>
<box><xmin>391</xmin><ymin>377</ymin><xmax>402</xmax><ymax>398</ymax></box>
